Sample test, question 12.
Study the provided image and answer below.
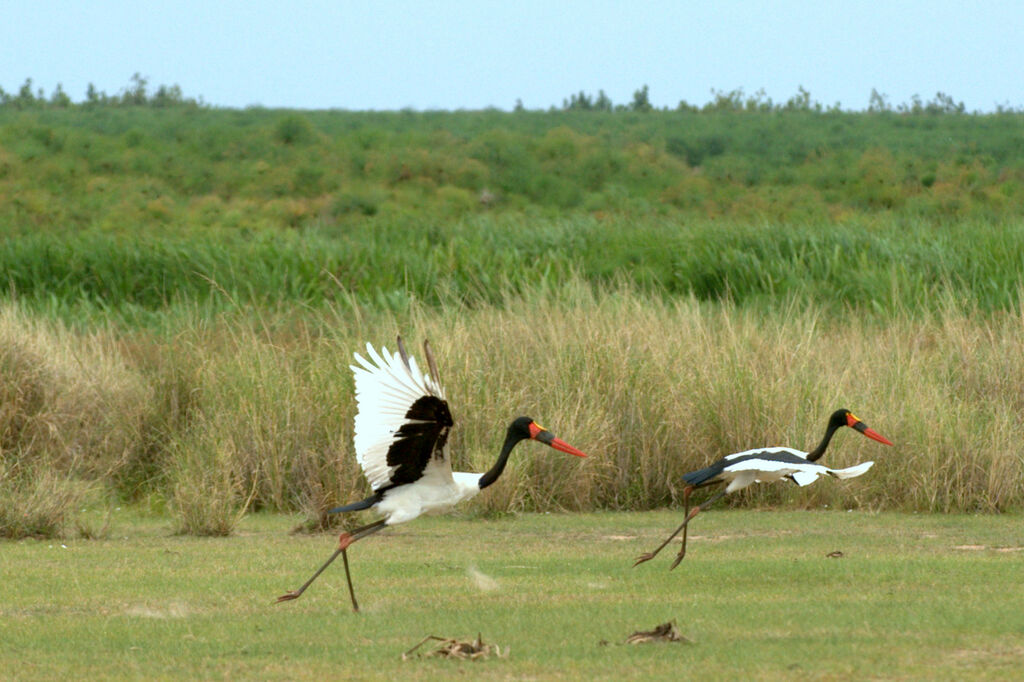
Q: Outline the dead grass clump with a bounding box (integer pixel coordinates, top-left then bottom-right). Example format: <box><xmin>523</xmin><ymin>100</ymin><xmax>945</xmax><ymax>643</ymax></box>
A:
<box><xmin>0</xmin><ymin>463</ymin><xmax>90</xmax><ymax>539</ymax></box>
<box><xmin>167</xmin><ymin>436</ymin><xmax>256</xmax><ymax>536</ymax></box>
<box><xmin>158</xmin><ymin>319</ymin><xmax>362</xmax><ymax>533</ymax></box>
<box><xmin>0</xmin><ymin>306</ymin><xmax>152</xmax><ymax>486</ymax></box>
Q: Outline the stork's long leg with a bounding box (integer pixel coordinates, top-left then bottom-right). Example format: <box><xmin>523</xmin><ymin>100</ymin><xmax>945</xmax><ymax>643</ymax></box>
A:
<box><xmin>346</xmin><ymin>518</ymin><xmax>389</xmax><ymax>543</ymax></box>
<box><xmin>634</xmin><ymin>485</ymin><xmax>729</xmax><ymax>568</ymax></box>
<box><xmin>633</xmin><ymin>486</ymin><xmax>696</xmax><ymax>567</ymax></box>
<box><xmin>668</xmin><ymin>489</ymin><xmax>727</xmax><ymax>570</ymax></box>
<box><xmin>276</xmin><ymin>519</ymin><xmax>387</xmax><ymax>610</ymax></box>
<box><xmin>276</xmin><ymin>548</ymin><xmax>344</xmax><ymax>603</ymax></box>
<box><xmin>340</xmin><ymin>547</ymin><xmax>358</xmax><ymax>612</ymax></box>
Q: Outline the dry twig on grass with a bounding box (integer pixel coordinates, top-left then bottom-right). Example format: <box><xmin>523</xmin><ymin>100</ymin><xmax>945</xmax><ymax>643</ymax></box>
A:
<box><xmin>623</xmin><ymin>620</ymin><xmax>691</xmax><ymax>645</ymax></box>
<box><xmin>402</xmin><ymin>633</ymin><xmax>507</xmax><ymax>660</ymax></box>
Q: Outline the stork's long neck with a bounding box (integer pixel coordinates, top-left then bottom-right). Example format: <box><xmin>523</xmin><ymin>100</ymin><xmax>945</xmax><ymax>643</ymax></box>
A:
<box><xmin>805</xmin><ymin>421</ymin><xmax>842</xmax><ymax>462</ymax></box>
<box><xmin>477</xmin><ymin>433</ymin><xmax>525</xmax><ymax>489</ymax></box>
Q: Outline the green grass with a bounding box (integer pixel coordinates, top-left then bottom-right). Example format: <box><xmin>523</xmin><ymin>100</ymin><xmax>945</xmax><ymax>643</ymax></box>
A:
<box><xmin>4</xmin><ymin>216</ymin><xmax>1024</xmax><ymax>319</ymax></box>
<box><xmin>4</xmin><ymin>106</ymin><xmax>1023</xmax><ymax>323</ymax></box>
<box><xmin>2</xmin><ymin>510</ymin><xmax>1022</xmax><ymax>680</ymax></box>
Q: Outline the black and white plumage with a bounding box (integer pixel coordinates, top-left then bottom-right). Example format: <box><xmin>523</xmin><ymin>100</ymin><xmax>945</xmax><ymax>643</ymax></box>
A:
<box><xmin>634</xmin><ymin>409</ymin><xmax>893</xmax><ymax>569</ymax></box>
<box><xmin>277</xmin><ymin>336</ymin><xmax>587</xmax><ymax>609</ymax></box>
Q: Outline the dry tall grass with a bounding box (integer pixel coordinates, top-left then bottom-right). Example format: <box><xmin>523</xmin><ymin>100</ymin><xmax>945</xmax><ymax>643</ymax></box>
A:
<box><xmin>2</xmin><ymin>284</ymin><xmax>1022</xmax><ymax>536</ymax></box>
<box><xmin>0</xmin><ymin>307</ymin><xmax>151</xmax><ymax>537</ymax></box>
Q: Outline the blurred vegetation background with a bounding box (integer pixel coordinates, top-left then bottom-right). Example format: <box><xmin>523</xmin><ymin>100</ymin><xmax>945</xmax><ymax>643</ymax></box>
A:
<box><xmin>2</xmin><ymin>76</ymin><xmax>1023</xmax><ymax>317</ymax></box>
<box><xmin>2</xmin><ymin>76</ymin><xmax>1023</xmax><ymax>536</ymax></box>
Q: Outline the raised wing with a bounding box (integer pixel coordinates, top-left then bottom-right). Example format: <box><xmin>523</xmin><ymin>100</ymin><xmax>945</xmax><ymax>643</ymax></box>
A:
<box><xmin>350</xmin><ymin>337</ymin><xmax>454</xmax><ymax>492</ymax></box>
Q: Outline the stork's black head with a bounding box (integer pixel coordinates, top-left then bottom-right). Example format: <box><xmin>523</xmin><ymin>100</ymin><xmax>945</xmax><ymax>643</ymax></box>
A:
<box><xmin>507</xmin><ymin>416</ymin><xmax>587</xmax><ymax>457</ymax></box>
<box><xmin>508</xmin><ymin>416</ymin><xmax>536</xmax><ymax>441</ymax></box>
<box><xmin>830</xmin><ymin>408</ymin><xmax>893</xmax><ymax>446</ymax></box>
<box><xmin>829</xmin><ymin>409</ymin><xmax>854</xmax><ymax>430</ymax></box>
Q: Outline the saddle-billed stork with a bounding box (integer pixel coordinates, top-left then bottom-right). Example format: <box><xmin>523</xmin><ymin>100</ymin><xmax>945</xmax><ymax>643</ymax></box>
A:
<box><xmin>634</xmin><ymin>409</ymin><xmax>893</xmax><ymax>569</ymax></box>
<box><xmin>276</xmin><ymin>336</ymin><xmax>587</xmax><ymax>610</ymax></box>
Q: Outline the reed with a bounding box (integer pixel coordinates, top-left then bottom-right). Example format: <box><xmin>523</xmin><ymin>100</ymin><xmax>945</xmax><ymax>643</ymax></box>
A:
<box><xmin>2</xmin><ymin>281</ymin><xmax>1022</xmax><ymax>536</ymax></box>
<box><xmin>4</xmin><ymin>216</ymin><xmax>1024</xmax><ymax>323</ymax></box>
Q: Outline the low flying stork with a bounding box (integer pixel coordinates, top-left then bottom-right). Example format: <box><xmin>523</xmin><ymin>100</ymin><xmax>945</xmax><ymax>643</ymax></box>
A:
<box><xmin>634</xmin><ymin>409</ymin><xmax>893</xmax><ymax>569</ymax></box>
<box><xmin>276</xmin><ymin>336</ymin><xmax>587</xmax><ymax>610</ymax></box>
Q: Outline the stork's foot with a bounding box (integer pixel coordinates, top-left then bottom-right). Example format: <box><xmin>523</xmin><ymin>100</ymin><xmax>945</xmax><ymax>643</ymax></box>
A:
<box><xmin>669</xmin><ymin>548</ymin><xmax>687</xmax><ymax>570</ymax></box>
<box><xmin>633</xmin><ymin>551</ymin><xmax>657</xmax><ymax>567</ymax></box>
<box><xmin>275</xmin><ymin>590</ymin><xmax>301</xmax><ymax>603</ymax></box>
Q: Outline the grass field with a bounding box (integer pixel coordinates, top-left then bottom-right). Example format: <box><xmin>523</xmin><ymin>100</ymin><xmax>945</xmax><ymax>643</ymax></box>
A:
<box><xmin>2</xmin><ymin>510</ymin><xmax>1022</xmax><ymax>680</ymax></box>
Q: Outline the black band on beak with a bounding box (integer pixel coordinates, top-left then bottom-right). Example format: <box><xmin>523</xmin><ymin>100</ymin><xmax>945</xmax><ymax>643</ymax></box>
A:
<box><xmin>534</xmin><ymin>430</ymin><xmax>555</xmax><ymax>445</ymax></box>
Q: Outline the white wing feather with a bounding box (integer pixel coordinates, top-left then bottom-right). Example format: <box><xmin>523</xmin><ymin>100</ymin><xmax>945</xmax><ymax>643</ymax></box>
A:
<box><xmin>789</xmin><ymin>470</ymin><xmax>821</xmax><ymax>486</ymax></box>
<box><xmin>350</xmin><ymin>342</ymin><xmax>450</xmax><ymax>492</ymax></box>
<box><xmin>790</xmin><ymin>460</ymin><xmax>873</xmax><ymax>486</ymax></box>
<box><xmin>723</xmin><ymin>457</ymin><xmax>874</xmax><ymax>488</ymax></box>
<box><xmin>722</xmin><ymin>446</ymin><xmax>873</xmax><ymax>488</ymax></box>
<box><xmin>828</xmin><ymin>460</ymin><xmax>874</xmax><ymax>479</ymax></box>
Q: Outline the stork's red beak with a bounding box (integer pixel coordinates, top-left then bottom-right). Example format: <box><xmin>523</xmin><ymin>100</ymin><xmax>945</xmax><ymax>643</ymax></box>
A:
<box><xmin>847</xmin><ymin>413</ymin><xmax>894</xmax><ymax>446</ymax></box>
<box><xmin>861</xmin><ymin>427</ymin><xmax>894</xmax><ymax>446</ymax></box>
<box><xmin>528</xmin><ymin>422</ymin><xmax>587</xmax><ymax>457</ymax></box>
<box><xmin>547</xmin><ymin>436</ymin><xmax>588</xmax><ymax>457</ymax></box>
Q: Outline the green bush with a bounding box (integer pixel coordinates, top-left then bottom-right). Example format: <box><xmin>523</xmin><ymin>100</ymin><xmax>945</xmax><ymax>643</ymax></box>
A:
<box><xmin>273</xmin><ymin>113</ymin><xmax>315</xmax><ymax>145</ymax></box>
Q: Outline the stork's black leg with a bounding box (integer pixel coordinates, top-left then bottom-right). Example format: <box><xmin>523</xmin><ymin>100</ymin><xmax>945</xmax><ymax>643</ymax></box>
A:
<box><xmin>341</xmin><ymin>547</ymin><xmax>359</xmax><ymax>612</ymax></box>
<box><xmin>668</xmin><ymin>489</ymin><xmax>727</xmax><ymax>569</ymax></box>
<box><xmin>634</xmin><ymin>486</ymin><xmax>697</xmax><ymax>567</ymax></box>
<box><xmin>276</xmin><ymin>519</ymin><xmax>388</xmax><ymax>607</ymax></box>
<box><xmin>276</xmin><ymin>548</ymin><xmax>344</xmax><ymax>604</ymax></box>
<box><xmin>347</xmin><ymin>518</ymin><xmax>388</xmax><ymax>543</ymax></box>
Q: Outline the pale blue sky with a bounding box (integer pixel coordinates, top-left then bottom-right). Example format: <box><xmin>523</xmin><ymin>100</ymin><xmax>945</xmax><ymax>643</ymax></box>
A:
<box><xmin>3</xmin><ymin>1</ymin><xmax>1021</xmax><ymax>111</ymax></box>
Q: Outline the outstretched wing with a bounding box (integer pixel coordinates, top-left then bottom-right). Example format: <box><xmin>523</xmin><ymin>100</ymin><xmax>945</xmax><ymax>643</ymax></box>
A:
<box><xmin>686</xmin><ymin>446</ymin><xmax>807</xmax><ymax>487</ymax></box>
<box><xmin>350</xmin><ymin>337</ymin><xmax>454</xmax><ymax>492</ymax></box>
<box><xmin>722</xmin><ymin>449</ymin><xmax>873</xmax><ymax>486</ymax></box>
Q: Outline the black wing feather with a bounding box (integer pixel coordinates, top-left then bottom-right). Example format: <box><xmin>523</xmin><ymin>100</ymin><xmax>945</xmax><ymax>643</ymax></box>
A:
<box><xmin>683</xmin><ymin>450</ymin><xmax>811</xmax><ymax>487</ymax></box>
<box><xmin>380</xmin><ymin>395</ymin><xmax>454</xmax><ymax>489</ymax></box>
